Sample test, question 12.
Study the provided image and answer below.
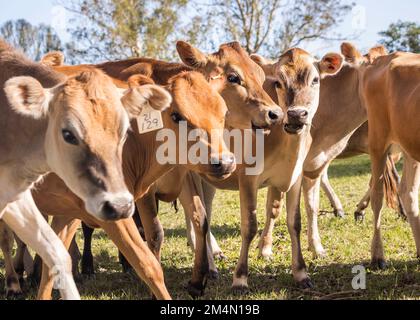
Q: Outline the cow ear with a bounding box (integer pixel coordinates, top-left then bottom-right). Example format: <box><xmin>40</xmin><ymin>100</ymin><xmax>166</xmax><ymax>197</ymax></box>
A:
<box><xmin>176</xmin><ymin>41</ymin><xmax>207</xmax><ymax>68</ymax></box>
<box><xmin>250</xmin><ymin>54</ymin><xmax>276</xmax><ymax>76</ymax></box>
<box><xmin>318</xmin><ymin>53</ymin><xmax>344</xmax><ymax>78</ymax></box>
<box><xmin>4</xmin><ymin>76</ymin><xmax>54</xmax><ymax>119</ymax></box>
<box><xmin>121</xmin><ymin>62</ymin><xmax>153</xmax><ymax>79</ymax></box>
<box><xmin>340</xmin><ymin>42</ymin><xmax>363</xmax><ymax>64</ymax></box>
<box><xmin>366</xmin><ymin>45</ymin><xmax>388</xmax><ymax>63</ymax></box>
<box><xmin>41</xmin><ymin>51</ymin><xmax>65</xmax><ymax>67</ymax></box>
<box><xmin>127</xmin><ymin>74</ymin><xmax>155</xmax><ymax>88</ymax></box>
<box><xmin>250</xmin><ymin>54</ymin><xmax>267</xmax><ymax>66</ymax></box>
<box><xmin>121</xmin><ymin>84</ymin><xmax>172</xmax><ymax>118</ymax></box>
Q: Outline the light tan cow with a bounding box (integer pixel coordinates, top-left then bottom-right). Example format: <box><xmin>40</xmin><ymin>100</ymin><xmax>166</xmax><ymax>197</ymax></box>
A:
<box><xmin>137</xmin><ymin>48</ymin><xmax>345</xmax><ymax>293</ymax></box>
<box><xmin>253</xmin><ymin>44</ymin><xmax>390</xmax><ymax>260</ymax></box>
<box><xmin>183</xmin><ymin>44</ymin><xmax>396</xmax><ymax>286</ymax></box>
<box><xmin>255</xmin><ymin>43</ymin><xmax>420</xmax><ymax>270</ymax></box>
<box><xmin>317</xmin><ymin>122</ymin><xmax>404</xmax><ymax>221</ymax></box>
<box><xmin>360</xmin><ymin>47</ymin><xmax>420</xmax><ymax>267</ymax></box>
<box><xmin>0</xmin><ymin>39</ymin><xmax>171</xmax><ymax>299</ymax></box>
<box><xmin>2</xmin><ymin>57</ymin><xmax>236</xmax><ymax>300</ymax></box>
<box><xmin>44</xmin><ymin>41</ymin><xmax>285</xmax><ymax>297</ymax></box>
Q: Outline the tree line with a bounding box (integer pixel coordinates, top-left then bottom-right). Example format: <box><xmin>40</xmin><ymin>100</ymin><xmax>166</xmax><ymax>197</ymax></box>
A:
<box><xmin>1</xmin><ymin>0</ymin><xmax>419</xmax><ymax>64</ymax></box>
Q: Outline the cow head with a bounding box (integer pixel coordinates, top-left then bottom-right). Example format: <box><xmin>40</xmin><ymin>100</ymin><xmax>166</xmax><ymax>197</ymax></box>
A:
<box><xmin>4</xmin><ymin>69</ymin><xmax>171</xmax><ymax>221</ymax></box>
<box><xmin>176</xmin><ymin>41</ymin><xmax>283</xmax><ymax>132</ymax></box>
<box><xmin>253</xmin><ymin>48</ymin><xmax>344</xmax><ymax>135</ymax></box>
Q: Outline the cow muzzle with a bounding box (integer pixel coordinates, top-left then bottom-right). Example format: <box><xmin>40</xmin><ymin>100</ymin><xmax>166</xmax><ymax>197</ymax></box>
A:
<box><xmin>252</xmin><ymin>106</ymin><xmax>284</xmax><ymax>134</ymax></box>
<box><xmin>209</xmin><ymin>153</ymin><xmax>237</xmax><ymax>178</ymax></box>
<box><xmin>87</xmin><ymin>192</ymin><xmax>135</xmax><ymax>221</ymax></box>
<box><xmin>284</xmin><ymin>108</ymin><xmax>309</xmax><ymax>135</ymax></box>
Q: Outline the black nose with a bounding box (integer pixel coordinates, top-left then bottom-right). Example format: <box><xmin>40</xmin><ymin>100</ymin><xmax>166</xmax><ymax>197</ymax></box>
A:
<box><xmin>287</xmin><ymin>109</ymin><xmax>308</xmax><ymax>123</ymax></box>
<box><xmin>210</xmin><ymin>154</ymin><xmax>236</xmax><ymax>176</ymax></box>
<box><xmin>102</xmin><ymin>201</ymin><xmax>134</xmax><ymax>221</ymax></box>
<box><xmin>268</xmin><ymin>110</ymin><xmax>281</xmax><ymax>121</ymax></box>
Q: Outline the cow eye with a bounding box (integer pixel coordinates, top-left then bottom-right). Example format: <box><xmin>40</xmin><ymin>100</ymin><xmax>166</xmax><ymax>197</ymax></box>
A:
<box><xmin>227</xmin><ymin>74</ymin><xmax>241</xmax><ymax>85</ymax></box>
<box><xmin>312</xmin><ymin>77</ymin><xmax>320</xmax><ymax>86</ymax></box>
<box><xmin>171</xmin><ymin>112</ymin><xmax>184</xmax><ymax>124</ymax></box>
<box><xmin>62</xmin><ymin>129</ymin><xmax>79</xmax><ymax>146</ymax></box>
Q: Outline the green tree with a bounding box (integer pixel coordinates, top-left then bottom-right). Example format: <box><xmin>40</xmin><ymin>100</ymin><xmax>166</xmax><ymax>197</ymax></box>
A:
<box><xmin>0</xmin><ymin>19</ymin><xmax>63</xmax><ymax>61</ymax></box>
<box><xmin>379</xmin><ymin>21</ymin><xmax>420</xmax><ymax>53</ymax></box>
<box><xmin>62</xmin><ymin>0</ymin><xmax>190</xmax><ymax>62</ymax></box>
<box><xmin>200</xmin><ymin>0</ymin><xmax>353</xmax><ymax>57</ymax></box>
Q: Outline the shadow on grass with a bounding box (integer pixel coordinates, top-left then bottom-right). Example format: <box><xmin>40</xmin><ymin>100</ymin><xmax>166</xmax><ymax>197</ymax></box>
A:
<box><xmin>2</xmin><ymin>253</ymin><xmax>418</xmax><ymax>300</ymax></box>
<box><xmin>165</xmin><ymin>224</ymin><xmax>240</xmax><ymax>239</ymax></box>
<box><xmin>329</xmin><ymin>156</ymin><xmax>372</xmax><ymax>179</ymax></box>
<box><xmin>329</xmin><ymin>156</ymin><xmax>404</xmax><ymax>180</ymax></box>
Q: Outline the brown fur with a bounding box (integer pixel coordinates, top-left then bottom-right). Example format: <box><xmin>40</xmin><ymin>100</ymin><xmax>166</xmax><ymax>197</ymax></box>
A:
<box><xmin>23</xmin><ymin>64</ymin><xmax>232</xmax><ymax>300</ymax></box>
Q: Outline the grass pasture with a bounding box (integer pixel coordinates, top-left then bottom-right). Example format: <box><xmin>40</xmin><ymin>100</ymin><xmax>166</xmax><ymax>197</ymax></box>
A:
<box><xmin>0</xmin><ymin>155</ymin><xmax>419</xmax><ymax>300</ymax></box>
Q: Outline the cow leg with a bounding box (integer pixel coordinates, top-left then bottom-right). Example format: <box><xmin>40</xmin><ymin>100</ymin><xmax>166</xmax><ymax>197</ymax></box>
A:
<box><xmin>201</xmin><ymin>180</ymin><xmax>223</xmax><ymax>259</ymax></box>
<box><xmin>286</xmin><ymin>175</ymin><xmax>312</xmax><ymax>288</ymax></box>
<box><xmin>320</xmin><ymin>168</ymin><xmax>345</xmax><ymax>218</ymax></box>
<box><xmin>184</xmin><ymin>181</ymin><xmax>221</xmax><ymax>260</ymax></box>
<box><xmin>37</xmin><ymin>216</ymin><xmax>81</xmax><ymax>300</ymax></box>
<box><xmin>118</xmin><ymin>207</ymin><xmax>143</xmax><ymax>273</ymax></box>
<box><xmin>99</xmin><ymin>218</ymin><xmax>171</xmax><ymax>300</ymax></box>
<box><xmin>185</xmin><ymin>209</ymin><xmax>196</xmax><ymax>250</ymax></box>
<box><xmin>0</xmin><ymin>221</ymin><xmax>22</xmax><ymax>298</ymax></box>
<box><xmin>137</xmin><ymin>192</ymin><xmax>164</xmax><ymax>262</ymax></box>
<box><xmin>232</xmin><ymin>174</ymin><xmax>258</xmax><ymax>292</ymax></box>
<box><xmin>179</xmin><ymin>172</ymin><xmax>211</xmax><ymax>296</ymax></box>
<box><xmin>81</xmin><ymin>222</ymin><xmax>95</xmax><ymax>275</ymax></box>
<box><xmin>258</xmin><ymin>186</ymin><xmax>283</xmax><ymax>259</ymax></box>
<box><xmin>369</xmin><ymin>147</ymin><xmax>388</xmax><ymax>269</ymax></box>
<box><xmin>13</xmin><ymin>235</ymin><xmax>33</xmax><ymax>282</ymax></box>
<box><xmin>303</xmin><ymin>176</ymin><xmax>326</xmax><ymax>258</ymax></box>
<box><xmin>24</xmin><ymin>214</ymin><xmax>50</xmax><ymax>284</ymax></box>
<box><xmin>2</xmin><ymin>191</ymin><xmax>80</xmax><ymax>300</ymax></box>
<box><xmin>399</xmin><ymin>155</ymin><xmax>420</xmax><ymax>259</ymax></box>
<box><xmin>354</xmin><ymin>186</ymin><xmax>371</xmax><ymax>221</ymax></box>
<box><xmin>68</xmin><ymin>237</ymin><xmax>81</xmax><ymax>279</ymax></box>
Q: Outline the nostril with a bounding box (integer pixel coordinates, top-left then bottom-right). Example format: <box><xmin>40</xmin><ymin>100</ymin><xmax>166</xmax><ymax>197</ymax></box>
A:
<box><xmin>300</xmin><ymin>111</ymin><xmax>309</xmax><ymax>118</ymax></box>
<box><xmin>268</xmin><ymin>110</ymin><xmax>280</xmax><ymax>121</ymax></box>
<box><xmin>102</xmin><ymin>201</ymin><xmax>118</xmax><ymax>219</ymax></box>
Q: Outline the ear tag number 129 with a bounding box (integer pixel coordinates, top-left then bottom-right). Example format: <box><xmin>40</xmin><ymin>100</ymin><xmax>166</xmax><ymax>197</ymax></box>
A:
<box><xmin>137</xmin><ymin>105</ymin><xmax>164</xmax><ymax>134</ymax></box>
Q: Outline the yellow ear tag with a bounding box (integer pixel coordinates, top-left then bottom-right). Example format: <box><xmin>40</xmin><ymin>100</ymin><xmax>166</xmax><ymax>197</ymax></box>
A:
<box><xmin>137</xmin><ymin>105</ymin><xmax>164</xmax><ymax>134</ymax></box>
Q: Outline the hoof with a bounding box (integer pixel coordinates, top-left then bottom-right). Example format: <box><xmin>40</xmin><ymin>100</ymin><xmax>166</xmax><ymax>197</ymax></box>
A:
<box><xmin>187</xmin><ymin>281</ymin><xmax>206</xmax><ymax>299</ymax></box>
<box><xmin>354</xmin><ymin>211</ymin><xmax>365</xmax><ymax>222</ymax></box>
<box><xmin>312</xmin><ymin>250</ymin><xmax>327</xmax><ymax>260</ymax></box>
<box><xmin>258</xmin><ymin>247</ymin><xmax>274</xmax><ymax>260</ymax></box>
<box><xmin>334</xmin><ymin>209</ymin><xmax>345</xmax><ymax>218</ymax></box>
<box><xmin>208</xmin><ymin>270</ymin><xmax>219</xmax><ymax>280</ymax></box>
<box><xmin>214</xmin><ymin>252</ymin><xmax>227</xmax><ymax>260</ymax></box>
<box><xmin>371</xmin><ymin>258</ymin><xmax>387</xmax><ymax>270</ymax></box>
<box><xmin>6</xmin><ymin>290</ymin><xmax>25</xmax><ymax>300</ymax></box>
<box><xmin>6</xmin><ymin>279</ymin><xmax>24</xmax><ymax>300</ymax></box>
<box><xmin>297</xmin><ymin>277</ymin><xmax>314</xmax><ymax>289</ymax></box>
<box><xmin>231</xmin><ymin>284</ymin><xmax>249</xmax><ymax>295</ymax></box>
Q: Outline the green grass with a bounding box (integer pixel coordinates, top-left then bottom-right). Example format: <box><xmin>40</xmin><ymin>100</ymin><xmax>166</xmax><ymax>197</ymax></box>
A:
<box><xmin>1</xmin><ymin>155</ymin><xmax>419</xmax><ymax>300</ymax></box>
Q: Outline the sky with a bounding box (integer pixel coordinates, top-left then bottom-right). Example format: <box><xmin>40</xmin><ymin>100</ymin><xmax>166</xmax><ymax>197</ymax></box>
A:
<box><xmin>0</xmin><ymin>0</ymin><xmax>419</xmax><ymax>57</ymax></box>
